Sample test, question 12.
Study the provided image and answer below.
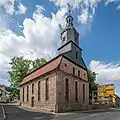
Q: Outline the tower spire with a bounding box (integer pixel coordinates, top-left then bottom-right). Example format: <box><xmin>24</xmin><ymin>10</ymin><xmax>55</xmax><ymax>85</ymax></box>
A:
<box><xmin>67</xmin><ymin>3</ymin><xmax>71</xmax><ymax>16</ymax></box>
<box><xmin>66</xmin><ymin>3</ymin><xmax>73</xmax><ymax>26</ymax></box>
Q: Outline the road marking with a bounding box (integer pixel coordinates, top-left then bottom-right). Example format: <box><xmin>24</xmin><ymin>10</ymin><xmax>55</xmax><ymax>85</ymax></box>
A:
<box><xmin>1</xmin><ymin>104</ymin><xmax>6</xmax><ymax>119</ymax></box>
<box><xmin>105</xmin><ymin>112</ymin><xmax>110</xmax><ymax>114</ymax></box>
<box><xmin>33</xmin><ymin>117</ymin><xmax>43</xmax><ymax>119</ymax></box>
<box><xmin>89</xmin><ymin>113</ymin><xmax>100</xmax><ymax>117</ymax></box>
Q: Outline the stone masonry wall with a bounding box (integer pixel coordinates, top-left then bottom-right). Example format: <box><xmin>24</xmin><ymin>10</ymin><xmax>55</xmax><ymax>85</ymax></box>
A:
<box><xmin>20</xmin><ymin>71</ymin><xmax>57</xmax><ymax>112</ymax></box>
<box><xmin>20</xmin><ymin>56</ymin><xmax>89</xmax><ymax>113</ymax></box>
<box><xmin>59</xmin><ymin>57</ymin><xmax>88</xmax><ymax>81</ymax></box>
<box><xmin>56</xmin><ymin>57</ymin><xmax>89</xmax><ymax>112</ymax></box>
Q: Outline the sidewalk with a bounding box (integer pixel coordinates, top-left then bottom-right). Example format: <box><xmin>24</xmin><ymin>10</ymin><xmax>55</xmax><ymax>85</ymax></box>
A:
<box><xmin>17</xmin><ymin>105</ymin><xmax>111</xmax><ymax>116</ymax></box>
<box><xmin>1</xmin><ymin>102</ymin><xmax>20</xmax><ymax>106</ymax></box>
<box><xmin>0</xmin><ymin>104</ymin><xmax>6</xmax><ymax>119</ymax></box>
<box><xmin>18</xmin><ymin>105</ymin><xmax>56</xmax><ymax>114</ymax></box>
<box><xmin>6</xmin><ymin>102</ymin><xmax>120</xmax><ymax>116</ymax></box>
<box><xmin>18</xmin><ymin>105</ymin><xmax>75</xmax><ymax>116</ymax></box>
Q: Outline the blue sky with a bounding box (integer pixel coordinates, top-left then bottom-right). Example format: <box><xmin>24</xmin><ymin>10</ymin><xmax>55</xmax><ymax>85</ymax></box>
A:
<box><xmin>0</xmin><ymin>0</ymin><xmax>120</xmax><ymax>95</ymax></box>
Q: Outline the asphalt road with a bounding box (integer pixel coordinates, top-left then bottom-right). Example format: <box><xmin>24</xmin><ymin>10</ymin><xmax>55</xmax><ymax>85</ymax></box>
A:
<box><xmin>0</xmin><ymin>104</ymin><xmax>4</xmax><ymax>120</ymax></box>
<box><xmin>1</xmin><ymin>105</ymin><xmax>120</xmax><ymax>120</ymax></box>
<box><xmin>3</xmin><ymin>105</ymin><xmax>54</xmax><ymax>120</ymax></box>
<box><xmin>54</xmin><ymin>108</ymin><xmax>120</xmax><ymax>120</ymax></box>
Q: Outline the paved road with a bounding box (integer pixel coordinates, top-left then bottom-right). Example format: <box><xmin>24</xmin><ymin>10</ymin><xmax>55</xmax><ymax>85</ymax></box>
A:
<box><xmin>54</xmin><ymin>108</ymin><xmax>120</xmax><ymax>120</ymax></box>
<box><xmin>3</xmin><ymin>105</ymin><xmax>54</xmax><ymax>120</ymax></box>
<box><xmin>0</xmin><ymin>104</ymin><xmax>4</xmax><ymax>120</ymax></box>
<box><xmin>2</xmin><ymin>105</ymin><xmax>120</xmax><ymax>120</ymax></box>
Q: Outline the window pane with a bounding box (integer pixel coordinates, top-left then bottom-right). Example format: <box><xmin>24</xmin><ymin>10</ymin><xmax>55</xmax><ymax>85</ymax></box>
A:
<box><xmin>65</xmin><ymin>78</ymin><xmax>69</xmax><ymax>101</ymax></box>
<box><xmin>76</xmin><ymin>52</ymin><xmax>78</xmax><ymax>59</ymax></box>
<box><xmin>46</xmin><ymin>78</ymin><xmax>49</xmax><ymax>100</ymax></box>
<box><xmin>38</xmin><ymin>81</ymin><xmax>41</xmax><ymax>101</ymax></box>
<box><xmin>73</xmin><ymin>68</ymin><xmax>75</xmax><ymax>75</ymax></box>
<box><xmin>63</xmin><ymin>36</ymin><xmax>65</xmax><ymax>42</ymax></box>
<box><xmin>83</xmin><ymin>84</ymin><xmax>85</xmax><ymax>102</ymax></box>
<box><xmin>78</xmin><ymin>70</ymin><xmax>80</xmax><ymax>77</ymax></box>
<box><xmin>27</xmin><ymin>86</ymin><xmax>29</xmax><ymax>102</ymax></box>
<box><xmin>23</xmin><ymin>87</ymin><xmax>24</xmax><ymax>102</ymax></box>
<box><xmin>32</xmin><ymin>84</ymin><xmax>34</xmax><ymax>94</ymax></box>
<box><xmin>75</xmin><ymin>81</ymin><xmax>78</xmax><ymax>102</ymax></box>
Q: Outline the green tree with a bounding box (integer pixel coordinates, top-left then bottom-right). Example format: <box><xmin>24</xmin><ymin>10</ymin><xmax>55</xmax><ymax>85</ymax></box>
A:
<box><xmin>5</xmin><ymin>86</ymin><xmax>14</xmax><ymax>93</ymax></box>
<box><xmin>8</xmin><ymin>56</ymin><xmax>47</xmax><ymax>97</ymax></box>
<box><xmin>8</xmin><ymin>57</ymin><xmax>31</xmax><ymax>88</ymax></box>
<box><xmin>8</xmin><ymin>57</ymin><xmax>31</xmax><ymax>97</ymax></box>
<box><xmin>32</xmin><ymin>58</ymin><xmax>47</xmax><ymax>71</ymax></box>
<box><xmin>87</xmin><ymin>69</ymin><xmax>98</xmax><ymax>104</ymax></box>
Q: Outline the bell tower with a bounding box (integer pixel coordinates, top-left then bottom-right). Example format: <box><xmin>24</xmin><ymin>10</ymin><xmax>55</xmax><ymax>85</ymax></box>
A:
<box><xmin>60</xmin><ymin>7</ymin><xmax>79</xmax><ymax>47</ymax></box>
<box><xmin>58</xmin><ymin>4</ymin><xmax>86</xmax><ymax>69</ymax></box>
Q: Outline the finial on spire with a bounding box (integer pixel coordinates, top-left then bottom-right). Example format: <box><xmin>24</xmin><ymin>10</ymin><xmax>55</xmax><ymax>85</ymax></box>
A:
<box><xmin>66</xmin><ymin>3</ymin><xmax>73</xmax><ymax>26</ymax></box>
<box><xmin>67</xmin><ymin>3</ymin><xmax>71</xmax><ymax>16</ymax></box>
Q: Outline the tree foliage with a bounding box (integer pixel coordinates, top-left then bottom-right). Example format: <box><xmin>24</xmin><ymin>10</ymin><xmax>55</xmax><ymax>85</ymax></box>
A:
<box><xmin>8</xmin><ymin>56</ymin><xmax>47</xmax><ymax>97</ymax></box>
<box><xmin>87</xmin><ymin>69</ymin><xmax>98</xmax><ymax>104</ymax></box>
<box><xmin>88</xmin><ymin>69</ymin><xmax>98</xmax><ymax>91</ymax></box>
<box><xmin>32</xmin><ymin>58</ymin><xmax>47</xmax><ymax>71</ymax></box>
<box><xmin>8</xmin><ymin>57</ymin><xmax>31</xmax><ymax>88</ymax></box>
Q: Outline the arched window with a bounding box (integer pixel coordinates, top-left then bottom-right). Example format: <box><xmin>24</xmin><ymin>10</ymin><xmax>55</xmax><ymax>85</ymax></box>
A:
<box><xmin>75</xmin><ymin>81</ymin><xmax>78</xmax><ymax>102</ymax></box>
<box><xmin>46</xmin><ymin>78</ymin><xmax>49</xmax><ymax>100</ymax></box>
<box><xmin>76</xmin><ymin>52</ymin><xmax>78</xmax><ymax>59</ymax></box>
<box><xmin>38</xmin><ymin>81</ymin><xmax>41</xmax><ymax>101</ymax></box>
<box><xmin>23</xmin><ymin>87</ymin><xmax>24</xmax><ymax>102</ymax></box>
<box><xmin>78</xmin><ymin>70</ymin><xmax>80</xmax><ymax>77</ymax></box>
<box><xmin>73</xmin><ymin>68</ymin><xmax>75</xmax><ymax>75</ymax></box>
<box><xmin>65</xmin><ymin>78</ymin><xmax>69</xmax><ymax>101</ymax></box>
<box><xmin>63</xmin><ymin>36</ymin><xmax>65</xmax><ymax>42</ymax></box>
<box><xmin>32</xmin><ymin>84</ymin><xmax>34</xmax><ymax>94</ymax></box>
<box><xmin>27</xmin><ymin>86</ymin><xmax>29</xmax><ymax>102</ymax></box>
<box><xmin>83</xmin><ymin>84</ymin><xmax>85</xmax><ymax>102</ymax></box>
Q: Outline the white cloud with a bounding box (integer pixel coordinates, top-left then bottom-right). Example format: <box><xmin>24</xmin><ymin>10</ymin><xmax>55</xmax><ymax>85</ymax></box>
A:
<box><xmin>77</xmin><ymin>8</ymin><xmax>92</xmax><ymax>24</ymax></box>
<box><xmin>90</xmin><ymin>60</ymin><xmax>120</xmax><ymax>83</ymax></box>
<box><xmin>0</xmin><ymin>53</ymin><xmax>11</xmax><ymax>85</ymax></box>
<box><xmin>50</xmin><ymin>0</ymin><xmax>120</xmax><ymax>24</ymax></box>
<box><xmin>35</xmin><ymin>5</ymin><xmax>45</xmax><ymax>14</ymax></box>
<box><xmin>0</xmin><ymin>0</ymin><xmax>27</xmax><ymax>15</ymax></box>
<box><xmin>1</xmin><ymin>0</ymin><xmax>120</xmax><ymax>86</ymax></box>
<box><xmin>105</xmin><ymin>0</ymin><xmax>120</xmax><ymax>5</ymax></box>
<box><xmin>50</xmin><ymin>0</ymin><xmax>101</xmax><ymax>24</ymax></box>
<box><xmin>49</xmin><ymin>0</ymin><xmax>102</xmax><ymax>39</ymax></box>
<box><xmin>0</xmin><ymin>5</ymin><xmax>67</xmax><ymax>84</ymax></box>
<box><xmin>0</xmin><ymin>0</ymin><xmax>16</xmax><ymax>15</ymax></box>
<box><xmin>117</xmin><ymin>5</ymin><xmax>120</xmax><ymax>10</ymax></box>
<box><xmin>16</xmin><ymin>3</ymin><xmax>27</xmax><ymax>14</ymax></box>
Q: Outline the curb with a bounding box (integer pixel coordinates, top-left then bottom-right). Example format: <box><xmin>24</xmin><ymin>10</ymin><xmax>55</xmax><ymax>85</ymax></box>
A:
<box><xmin>1</xmin><ymin>104</ymin><xmax>6</xmax><ymax>119</ymax></box>
<box><xmin>76</xmin><ymin>108</ymin><xmax>119</xmax><ymax>113</ymax></box>
<box><xmin>79</xmin><ymin>109</ymin><xmax>104</xmax><ymax>113</ymax></box>
<box><xmin>17</xmin><ymin>106</ymin><xmax>75</xmax><ymax>117</ymax></box>
<box><xmin>17</xmin><ymin>106</ymin><xmax>117</xmax><ymax>116</ymax></box>
<box><xmin>17</xmin><ymin>106</ymin><xmax>55</xmax><ymax>114</ymax></box>
<box><xmin>18</xmin><ymin>106</ymin><xmax>105</xmax><ymax>114</ymax></box>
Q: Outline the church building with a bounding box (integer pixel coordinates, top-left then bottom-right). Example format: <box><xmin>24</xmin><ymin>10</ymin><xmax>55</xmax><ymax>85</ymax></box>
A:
<box><xmin>20</xmin><ymin>12</ymin><xmax>89</xmax><ymax>113</ymax></box>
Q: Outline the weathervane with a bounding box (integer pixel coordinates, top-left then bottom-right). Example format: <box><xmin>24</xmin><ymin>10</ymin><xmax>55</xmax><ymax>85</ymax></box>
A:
<box><xmin>67</xmin><ymin>3</ymin><xmax>71</xmax><ymax>16</ymax></box>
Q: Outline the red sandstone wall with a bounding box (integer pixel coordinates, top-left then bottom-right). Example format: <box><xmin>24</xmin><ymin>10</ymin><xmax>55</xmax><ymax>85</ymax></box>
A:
<box><xmin>20</xmin><ymin>71</ymin><xmax>57</xmax><ymax>112</ymax></box>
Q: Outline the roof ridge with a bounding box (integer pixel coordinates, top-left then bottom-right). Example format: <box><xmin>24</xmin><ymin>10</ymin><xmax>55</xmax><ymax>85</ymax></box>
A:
<box><xmin>20</xmin><ymin>55</ymin><xmax>63</xmax><ymax>86</ymax></box>
<box><xmin>23</xmin><ymin>54</ymin><xmax>62</xmax><ymax>78</ymax></box>
<box><xmin>58</xmin><ymin>55</ymin><xmax>63</xmax><ymax>68</ymax></box>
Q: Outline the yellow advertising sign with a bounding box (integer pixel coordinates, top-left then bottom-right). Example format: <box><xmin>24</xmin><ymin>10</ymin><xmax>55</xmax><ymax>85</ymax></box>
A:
<box><xmin>97</xmin><ymin>84</ymin><xmax>115</xmax><ymax>97</ymax></box>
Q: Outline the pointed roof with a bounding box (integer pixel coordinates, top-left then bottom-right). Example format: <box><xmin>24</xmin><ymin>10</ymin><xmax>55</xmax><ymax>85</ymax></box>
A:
<box><xmin>20</xmin><ymin>55</ymin><xmax>63</xmax><ymax>85</ymax></box>
<box><xmin>20</xmin><ymin>54</ymin><xmax>87</xmax><ymax>86</ymax></box>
